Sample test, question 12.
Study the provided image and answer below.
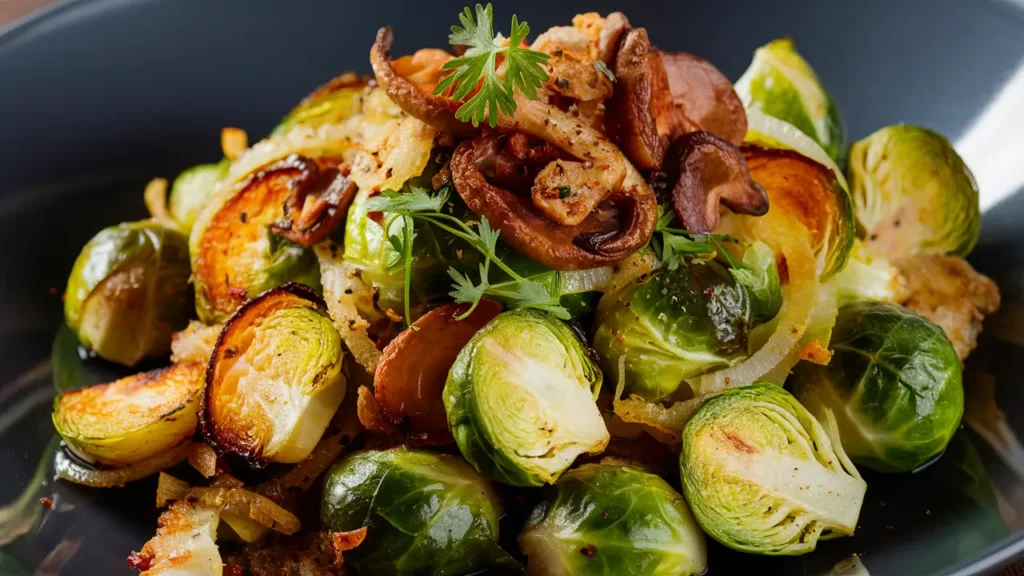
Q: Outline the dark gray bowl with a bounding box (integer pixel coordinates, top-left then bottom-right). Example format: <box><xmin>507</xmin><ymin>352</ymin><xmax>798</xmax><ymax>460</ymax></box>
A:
<box><xmin>1</xmin><ymin>0</ymin><xmax>1023</xmax><ymax>574</ymax></box>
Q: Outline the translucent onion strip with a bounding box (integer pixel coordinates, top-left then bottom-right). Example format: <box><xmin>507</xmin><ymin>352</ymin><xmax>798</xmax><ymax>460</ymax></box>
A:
<box><xmin>693</xmin><ymin>213</ymin><xmax>819</xmax><ymax>394</ymax></box>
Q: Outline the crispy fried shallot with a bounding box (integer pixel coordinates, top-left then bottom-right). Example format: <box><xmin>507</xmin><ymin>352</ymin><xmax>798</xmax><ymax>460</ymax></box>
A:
<box><xmin>269</xmin><ymin>155</ymin><xmax>357</xmax><ymax>247</ymax></box>
<box><xmin>666</xmin><ymin>131</ymin><xmax>769</xmax><ymax>233</ymax></box>
<box><xmin>370</xmin><ymin>27</ymin><xmax>472</xmax><ymax>136</ymax></box>
<box><xmin>451</xmin><ymin>134</ymin><xmax>657</xmax><ymax>269</ymax></box>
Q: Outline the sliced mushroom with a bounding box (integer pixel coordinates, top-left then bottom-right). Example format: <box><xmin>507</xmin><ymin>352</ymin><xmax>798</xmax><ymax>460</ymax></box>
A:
<box><xmin>369</xmin><ymin>27</ymin><xmax>473</xmax><ymax>136</ymax></box>
<box><xmin>657</xmin><ymin>51</ymin><xmax>748</xmax><ymax>145</ymax></box>
<box><xmin>373</xmin><ymin>300</ymin><xmax>503</xmax><ymax>445</ymax></box>
<box><xmin>598</xmin><ymin>12</ymin><xmax>630</xmax><ymax>65</ymax></box>
<box><xmin>605</xmin><ymin>27</ymin><xmax>664</xmax><ymax>170</ymax></box>
<box><xmin>499</xmin><ymin>94</ymin><xmax>629</xmax><ymax>226</ymax></box>
<box><xmin>666</xmin><ymin>131</ymin><xmax>769</xmax><ymax>233</ymax></box>
<box><xmin>451</xmin><ymin>135</ymin><xmax>657</xmax><ymax>270</ymax></box>
<box><xmin>269</xmin><ymin>156</ymin><xmax>357</xmax><ymax>247</ymax></box>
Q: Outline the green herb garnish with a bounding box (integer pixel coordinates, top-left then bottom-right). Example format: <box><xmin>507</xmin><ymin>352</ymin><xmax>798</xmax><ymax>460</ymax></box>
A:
<box><xmin>650</xmin><ymin>204</ymin><xmax>737</xmax><ymax>271</ymax></box>
<box><xmin>558</xmin><ymin>186</ymin><xmax>572</xmax><ymax>199</ymax></box>
<box><xmin>593</xmin><ymin>60</ymin><xmax>616</xmax><ymax>83</ymax></box>
<box><xmin>434</xmin><ymin>4</ymin><xmax>550</xmax><ymax>128</ymax></box>
<box><xmin>366</xmin><ymin>187</ymin><xmax>570</xmax><ymax>323</ymax></box>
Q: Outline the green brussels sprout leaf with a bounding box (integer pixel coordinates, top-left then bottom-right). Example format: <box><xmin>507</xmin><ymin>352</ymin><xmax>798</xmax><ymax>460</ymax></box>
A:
<box><xmin>321</xmin><ymin>447</ymin><xmax>518</xmax><ymax>575</ymax></box>
<box><xmin>791</xmin><ymin>301</ymin><xmax>964</xmax><ymax>473</ymax></box>
<box><xmin>520</xmin><ymin>463</ymin><xmax>707</xmax><ymax>576</ymax></box>
<box><xmin>593</xmin><ymin>257</ymin><xmax>752</xmax><ymax>402</ymax></box>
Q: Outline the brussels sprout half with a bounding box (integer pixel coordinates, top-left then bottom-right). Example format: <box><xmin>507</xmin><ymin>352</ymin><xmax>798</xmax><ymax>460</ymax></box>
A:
<box><xmin>791</xmin><ymin>301</ymin><xmax>964</xmax><ymax>473</ymax></box>
<box><xmin>681</xmin><ymin>383</ymin><xmax>866</xmax><ymax>555</ymax></box>
<box><xmin>520</xmin><ymin>463</ymin><xmax>707</xmax><ymax>576</ymax></box>
<box><xmin>168</xmin><ymin>160</ymin><xmax>229</xmax><ymax>233</ymax></box>
<box><xmin>64</xmin><ymin>220</ymin><xmax>193</xmax><ymax>367</ymax></box>
<box><xmin>271</xmin><ymin>73</ymin><xmax>367</xmax><ymax>136</ymax></box>
<box><xmin>739</xmin><ymin>146</ymin><xmax>856</xmax><ymax>279</ymax></box>
<box><xmin>849</xmin><ymin>124</ymin><xmax>981</xmax><ymax>259</ymax></box>
<box><xmin>52</xmin><ymin>361</ymin><xmax>204</xmax><ymax>467</ymax></box>
<box><xmin>593</xmin><ymin>257</ymin><xmax>752</xmax><ymax>403</ymax></box>
<box><xmin>191</xmin><ymin>157</ymin><xmax>331</xmax><ymax>323</ymax></box>
<box><xmin>202</xmin><ymin>283</ymin><xmax>346</xmax><ymax>464</ymax></box>
<box><xmin>444</xmin><ymin>308</ymin><xmax>609</xmax><ymax>486</ymax></box>
<box><xmin>343</xmin><ymin>185</ymin><xmax>479</xmax><ymax>315</ymax></box>
<box><xmin>735</xmin><ymin>38</ymin><xmax>845</xmax><ymax>164</ymax></box>
<box><xmin>321</xmin><ymin>447</ymin><xmax>518</xmax><ymax>575</ymax></box>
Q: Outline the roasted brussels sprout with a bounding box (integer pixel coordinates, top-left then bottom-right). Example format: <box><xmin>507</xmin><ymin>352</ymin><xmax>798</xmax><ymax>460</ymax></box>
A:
<box><xmin>343</xmin><ymin>185</ymin><xmax>477</xmax><ymax>314</ymax></box>
<box><xmin>849</xmin><ymin>124</ymin><xmax>981</xmax><ymax>259</ymax></box>
<box><xmin>190</xmin><ymin>156</ymin><xmax>334</xmax><ymax>323</ymax></box>
<box><xmin>740</xmin><ymin>146</ymin><xmax>856</xmax><ymax>279</ymax></box>
<box><xmin>444</xmin><ymin>308</ymin><xmax>609</xmax><ymax>486</ymax></box>
<box><xmin>64</xmin><ymin>220</ymin><xmax>192</xmax><ymax>366</ymax></box>
<box><xmin>520</xmin><ymin>463</ymin><xmax>707</xmax><ymax>576</ymax></box>
<box><xmin>168</xmin><ymin>160</ymin><xmax>228</xmax><ymax>233</ymax></box>
<box><xmin>202</xmin><ymin>283</ymin><xmax>346</xmax><ymax>464</ymax></box>
<box><xmin>680</xmin><ymin>383</ymin><xmax>866</xmax><ymax>555</ymax></box>
<box><xmin>735</xmin><ymin>38</ymin><xmax>845</xmax><ymax>163</ymax></box>
<box><xmin>593</xmin><ymin>257</ymin><xmax>752</xmax><ymax>402</ymax></box>
<box><xmin>828</xmin><ymin>239</ymin><xmax>905</xmax><ymax>305</ymax></box>
<box><xmin>321</xmin><ymin>447</ymin><xmax>517</xmax><ymax>575</ymax></box>
<box><xmin>52</xmin><ymin>361</ymin><xmax>204</xmax><ymax>467</ymax></box>
<box><xmin>271</xmin><ymin>73</ymin><xmax>367</xmax><ymax>136</ymax></box>
<box><xmin>791</xmin><ymin>301</ymin><xmax>964</xmax><ymax>473</ymax></box>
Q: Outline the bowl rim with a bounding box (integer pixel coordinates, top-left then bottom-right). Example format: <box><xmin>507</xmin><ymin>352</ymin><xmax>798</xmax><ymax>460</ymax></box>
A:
<box><xmin>1</xmin><ymin>0</ymin><xmax>1023</xmax><ymax>574</ymax></box>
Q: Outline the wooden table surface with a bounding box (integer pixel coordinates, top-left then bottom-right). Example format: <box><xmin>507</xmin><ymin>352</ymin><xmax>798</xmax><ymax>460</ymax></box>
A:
<box><xmin>1</xmin><ymin>0</ymin><xmax>1022</xmax><ymax>575</ymax></box>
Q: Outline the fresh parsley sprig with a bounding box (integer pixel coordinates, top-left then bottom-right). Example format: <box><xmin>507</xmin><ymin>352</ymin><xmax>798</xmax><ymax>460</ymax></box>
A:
<box><xmin>650</xmin><ymin>205</ymin><xmax>721</xmax><ymax>271</ymax></box>
<box><xmin>366</xmin><ymin>187</ymin><xmax>570</xmax><ymax>323</ymax></box>
<box><xmin>434</xmin><ymin>4</ymin><xmax>549</xmax><ymax>128</ymax></box>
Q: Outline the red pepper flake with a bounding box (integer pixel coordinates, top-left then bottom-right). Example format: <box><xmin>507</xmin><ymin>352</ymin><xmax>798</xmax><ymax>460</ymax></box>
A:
<box><xmin>126</xmin><ymin>551</ymin><xmax>153</xmax><ymax>571</ymax></box>
<box><xmin>332</xmin><ymin>527</ymin><xmax>368</xmax><ymax>553</ymax></box>
<box><xmin>224</xmin><ymin>565</ymin><xmax>245</xmax><ymax>576</ymax></box>
<box><xmin>39</xmin><ymin>497</ymin><xmax>53</xmax><ymax>510</ymax></box>
<box><xmin>703</xmin><ymin>287</ymin><xmax>715</xmax><ymax>299</ymax></box>
<box><xmin>580</xmin><ymin>544</ymin><xmax>598</xmax><ymax>557</ymax></box>
<box><xmin>885</xmin><ymin>525</ymin><xmax>894</xmax><ymax>531</ymax></box>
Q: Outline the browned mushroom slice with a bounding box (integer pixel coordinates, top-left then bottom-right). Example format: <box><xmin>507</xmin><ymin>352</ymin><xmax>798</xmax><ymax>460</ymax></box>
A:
<box><xmin>373</xmin><ymin>300</ymin><xmax>503</xmax><ymax>446</ymax></box>
<box><xmin>657</xmin><ymin>51</ymin><xmax>748</xmax><ymax>146</ymax></box>
<box><xmin>370</xmin><ymin>27</ymin><xmax>473</xmax><ymax>136</ymax></box>
<box><xmin>451</xmin><ymin>135</ymin><xmax>657</xmax><ymax>270</ymax></box>
<box><xmin>598</xmin><ymin>12</ymin><xmax>630</xmax><ymax>65</ymax></box>
<box><xmin>270</xmin><ymin>159</ymin><xmax>356</xmax><ymax>247</ymax></box>
<box><xmin>605</xmin><ymin>27</ymin><xmax>665</xmax><ymax>170</ymax></box>
<box><xmin>667</xmin><ymin>131</ymin><xmax>768</xmax><ymax>233</ymax></box>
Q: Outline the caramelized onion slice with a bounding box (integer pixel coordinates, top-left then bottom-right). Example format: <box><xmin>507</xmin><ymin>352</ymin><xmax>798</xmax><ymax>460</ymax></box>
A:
<box><xmin>666</xmin><ymin>131</ymin><xmax>769</xmax><ymax>233</ymax></box>
<box><xmin>605</xmin><ymin>27</ymin><xmax>664</xmax><ymax>170</ymax></box>
<box><xmin>451</xmin><ymin>135</ymin><xmax>657</xmax><ymax>270</ymax></box>
<box><xmin>370</xmin><ymin>26</ymin><xmax>471</xmax><ymax>136</ymax></box>
<box><xmin>374</xmin><ymin>300</ymin><xmax>503</xmax><ymax>445</ymax></box>
<box><xmin>656</xmin><ymin>51</ymin><xmax>748</xmax><ymax>146</ymax></box>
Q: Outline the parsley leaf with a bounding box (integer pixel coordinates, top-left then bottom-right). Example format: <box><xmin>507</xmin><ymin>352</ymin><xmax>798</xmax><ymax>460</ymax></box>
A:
<box><xmin>371</xmin><ymin>185</ymin><xmax>570</xmax><ymax>323</ymax></box>
<box><xmin>593</xmin><ymin>60</ymin><xmax>616</xmax><ymax>83</ymax></box>
<box><xmin>434</xmin><ymin>4</ymin><xmax>549</xmax><ymax>127</ymax></box>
